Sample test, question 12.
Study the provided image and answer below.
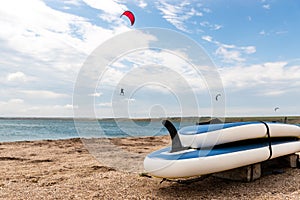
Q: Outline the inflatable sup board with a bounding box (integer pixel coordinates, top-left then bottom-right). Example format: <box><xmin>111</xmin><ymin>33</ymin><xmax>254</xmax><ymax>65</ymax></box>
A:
<box><xmin>178</xmin><ymin>121</ymin><xmax>300</xmax><ymax>148</ymax></box>
<box><xmin>143</xmin><ymin>120</ymin><xmax>300</xmax><ymax>178</ymax></box>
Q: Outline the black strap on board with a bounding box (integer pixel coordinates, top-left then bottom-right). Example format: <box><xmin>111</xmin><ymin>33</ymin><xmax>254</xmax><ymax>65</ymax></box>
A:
<box><xmin>260</xmin><ymin>121</ymin><xmax>272</xmax><ymax>160</ymax></box>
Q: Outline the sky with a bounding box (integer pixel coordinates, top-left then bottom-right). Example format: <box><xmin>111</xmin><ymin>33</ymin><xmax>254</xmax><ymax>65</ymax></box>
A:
<box><xmin>0</xmin><ymin>0</ymin><xmax>300</xmax><ymax>118</ymax></box>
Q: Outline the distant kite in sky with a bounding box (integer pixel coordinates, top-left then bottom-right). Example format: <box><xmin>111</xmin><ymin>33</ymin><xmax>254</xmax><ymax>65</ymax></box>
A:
<box><xmin>120</xmin><ymin>10</ymin><xmax>135</xmax><ymax>26</ymax></box>
<box><xmin>215</xmin><ymin>93</ymin><xmax>221</xmax><ymax>101</ymax></box>
<box><xmin>274</xmin><ymin>107</ymin><xmax>280</xmax><ymax>112</ymax></box>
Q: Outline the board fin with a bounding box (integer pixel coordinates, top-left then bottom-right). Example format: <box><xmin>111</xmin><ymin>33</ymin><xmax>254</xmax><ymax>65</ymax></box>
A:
<box><xmin>162</xmin><ymin>120</ymin><xmax>189</xmax><ymax>152</ymax></box>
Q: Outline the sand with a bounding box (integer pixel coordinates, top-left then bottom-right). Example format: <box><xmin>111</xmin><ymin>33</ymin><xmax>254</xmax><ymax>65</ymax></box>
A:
<box><xmin>0</xmin><ymin>136</ymin><xmax>300</xmax><ymax>200</ymax></box>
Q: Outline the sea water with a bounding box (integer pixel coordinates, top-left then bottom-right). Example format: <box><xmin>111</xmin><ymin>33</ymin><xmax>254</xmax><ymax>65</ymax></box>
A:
<box><xmin>0</xmin><ymin>118</ymin><xmax>186</xmax><ymax>142</ymax></box>
<box><xmin>1</xmin><ymin>118</ymin><xmax>298</xmax><ymax>143</ymax></box>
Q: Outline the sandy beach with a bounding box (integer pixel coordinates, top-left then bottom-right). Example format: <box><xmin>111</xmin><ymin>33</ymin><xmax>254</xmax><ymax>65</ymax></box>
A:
<box><xmin>0</xmin><ymin>136</ymin><xmax>300</xmax><ymax>200</ymax></box>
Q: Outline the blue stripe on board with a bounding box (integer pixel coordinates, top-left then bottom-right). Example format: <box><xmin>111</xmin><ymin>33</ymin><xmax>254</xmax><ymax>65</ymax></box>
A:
<box><xmin>147</xmin><ymin>140</ymin><xmax>295</xmax><ymax>160</ymax></box>
<box><xmin>178</xmin><ymin>121</ymin><xmax>275</xmax><ymax>135</ymax></box>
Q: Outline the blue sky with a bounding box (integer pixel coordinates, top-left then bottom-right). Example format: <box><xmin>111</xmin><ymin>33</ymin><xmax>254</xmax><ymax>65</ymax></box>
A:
<box><xmin>0</xmin><ymin>0</ymin><xmax>299</xmax><ymax>118</ymax></box>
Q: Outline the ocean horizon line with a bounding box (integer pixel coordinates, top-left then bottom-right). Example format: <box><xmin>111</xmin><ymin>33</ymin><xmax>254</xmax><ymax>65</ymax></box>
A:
<box><xmin>0</xmin><ymin>115</ymin><xmax>299</xmax><ymax>122</ymax></box>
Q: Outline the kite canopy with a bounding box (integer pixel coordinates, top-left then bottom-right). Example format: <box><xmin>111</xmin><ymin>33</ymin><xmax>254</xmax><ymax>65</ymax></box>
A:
<box><xmin>215</xmin><ymin>93</ymin><xmax>221</xmax><ymax>101</ymax></box>
<box><xmin>121</xmin><ymin>10</ymin><xmax>135</xmax><ymax>26</ymax></box>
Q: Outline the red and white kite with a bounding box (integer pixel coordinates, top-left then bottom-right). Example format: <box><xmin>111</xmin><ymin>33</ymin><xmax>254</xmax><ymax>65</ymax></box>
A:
<box><xmin>120</xmin><ymin>10</ymin><xmax>135</xmax><ymax>26</ymax></box>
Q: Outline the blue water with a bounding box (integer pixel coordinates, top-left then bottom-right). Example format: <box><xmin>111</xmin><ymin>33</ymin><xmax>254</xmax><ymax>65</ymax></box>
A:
<box><xmin>0</xmin><ymin>118</ymin><xmax>187</xmax><ymax>142</ymax></box>
<box><xmin>0</xmin><ymin>119</ymin><xmax>298</xmax><ymax>143</ymax></box>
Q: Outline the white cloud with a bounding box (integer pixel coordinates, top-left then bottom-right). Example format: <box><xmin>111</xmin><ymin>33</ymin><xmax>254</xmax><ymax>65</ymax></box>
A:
<box><xmin>219</xmin><ymin>61</ymin><xmax>300</xmax><ymax>91</ymax></box>
<box><xmin>82</xmin><ymin>0</ymin><xmax>130</xmax><ymax>25</ymax></box>
<box><xmin>259</xmin><ymin>30</ymin><xmax>287</xmax><ymax>37</ymax></box>
<box><xmin>89</xmin><ymin>92</ymin><xmax>102</xmax><ymax>97</ymax></box>
<box><xmin>155</xmin><ymin>0</ymin><xmax>203</xmax><ymax>32</ymax></box>
<box><xmin>216</xmin><ymin>46</ymin><xmax>244</xmax><ymax>63</ymax></box>
<box><xmin>200</xmin><ymin>21</ymin><xmax>222</xmax><ymax>31</ymax></box>
<box><xmin>2</xmin><ymin>71</ymin><xmax>37</xmax><ymax>88</ymax></box>
<box><xmin>202</xmin><ymin>35</ymin><xmax>213</xmax><ymax>42</ymax></box>
<box><xmin>9</xmin><ymin>98</ymin><xmax>24</xmax><ymax>104</ymax></box>
<box><xmin>6</xmin><ymin>72</ymin><xmax>29</xmax><ymax>82</ymax></box>
<box><xmin>93</xmin><ymin>63</ymin><xmax>203</xmax><ymax>117</ymax></box>
<box><xmin>0</xmin><ymin>1</ymin><xmax>82</xmax><ymax>67</ymax></box>
<box><xmin>259</xmin><ymin>30</ymin><xmax>266</xmax><ymax>35</ymax></box>
<box><xmin>83</xmin><ymin>0</ymin><xmax>126</xmax><ymax>15</ymax></box>
<box><xmin>64</xmin><ymin>104</ymin><xmax>78</xmax><ymax>109</ymax></box>
<box><xmin>203</xmin><ymin>36</ymin><xmax>256</xmax><ymax>64</ymax></box>
<box><xmin>124</xmin><ymin>98</ymin><xmax>136</xmax><ymax>102</ymax></box>
<box><xmin>98</xmin><ymin>102</ymin><xmax>112</xmax><ymax>107</ymax></box>
<box><xmin>0</xmin><ymin>99</ymin><xmax>75</xmax><ymax>117</ymax></box>
<box><xmin>21</xmin><ymin>90</ymin><xmax>69</xmax><ymax>99</ymax></box>
<box><xmin>137</xmin><ymin>0</ymin><xmax>148</xmax><ymax>8</ymax></box>
<box><xmin>216</xmin><ymin>44</ymin><xmax>256</xmax><ymax>63</ymax></box>
<box><xmin>0</xmin><ymin>0</ymin><xmax>131</xmax><ymax>74</ymax></box>
<box><xmin>189</xmin><ymin>8</ymin><xmax>203</xmax><ymax>17</ymax></box>
<box><xmin>262</xmin><ymin>4</ymin><xmax>271</xmax><ymax>10</ymax></box>
<box><xmin>212</xmin><ymin>24</ymin><xmax>222</xmax><ymax>30</ymax></box>
<box><xmin>223</xmin><ymin>106</ymin><xmax>282</xmax><ymax>117</ymax></box>
<box><xmin>203</xmin><ymin>8</ymin><xmax>211</xmax><ymax>13</ymax></box>
<box><xmin>105</xmin><ymin>48</ymin><xmax>209</xmax><ymax>92</ymax></box>
<box><xmin>0</xmin><ymin>0</ymin><xmax>135</xmax><ymax>117</ymax></box>
<box><xmin>260</xmin><ymin>90</ymin><xmax>286</xmax><ymax>96</ymax></box>
<box><xmin>64</xmin><ymin>0</ymin><xmax>82</xmax><ymax>6</ymax></box>
<box><xmin>275</xmin><ymin>30</ymin><xmax>288</xmax><ymax>35</ymax></box>
<box><xmin>101</xmin><ymin>51</ymin><xmax>214</xmax><ymax>101</ymax></box>
<box><xmin>23</xmin><ymin>105</ymin><xmax>75</xmax><ymax>117</ymax></box>
<box><xmin>216</xmin><ymin>61</ymin><xmax>300</xmax><ymax>117</ymax></box>
<box><xmin>242</xmin><ymin>46</ymin><xmax>256</xmax><ymax>54</ymax></box>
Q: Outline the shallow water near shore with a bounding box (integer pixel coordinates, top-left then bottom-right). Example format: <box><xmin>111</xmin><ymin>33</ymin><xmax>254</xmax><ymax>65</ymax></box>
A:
<box><xmin>0</xmin><ymin>118</ymin><xmax>184</xmax><ymax>142</ymax></box>
<box><xmin>0</xmin><ymin>118</ymin><xmax>299</xmax><ymax>142</ymax></box>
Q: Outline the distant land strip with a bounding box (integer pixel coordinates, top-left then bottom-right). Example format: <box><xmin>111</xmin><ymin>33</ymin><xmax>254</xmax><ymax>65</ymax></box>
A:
<box><xmin>0</xmin><ymin>116</ymin><xmax>299</xmax><ymax>124</ymax></box>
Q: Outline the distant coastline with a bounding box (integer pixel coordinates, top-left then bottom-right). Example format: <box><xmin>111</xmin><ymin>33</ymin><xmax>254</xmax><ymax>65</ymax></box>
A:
<box><xmin>0</xmin><ymin>116</ymin><xmax>299</xmax><ymax>124</ymax></box>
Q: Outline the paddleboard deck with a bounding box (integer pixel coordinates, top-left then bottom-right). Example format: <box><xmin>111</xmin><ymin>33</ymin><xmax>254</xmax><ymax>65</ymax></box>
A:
<box><xmin>178</xmin><ymin>121</ymin><xmax>300</xmax><ymax>148</ymax></box>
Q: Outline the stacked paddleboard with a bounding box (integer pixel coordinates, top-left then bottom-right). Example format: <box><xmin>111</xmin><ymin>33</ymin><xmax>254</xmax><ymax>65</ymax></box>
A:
<box><xmin>144</xmin><ymin>120</ymin><xmax>300</xmax><ymax>178</ymax></box>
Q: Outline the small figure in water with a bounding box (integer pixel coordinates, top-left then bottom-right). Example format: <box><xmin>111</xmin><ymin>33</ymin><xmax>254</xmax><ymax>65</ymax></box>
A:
<box><xmin>120</xmin><ymin>88</ymin><xmax>125</xmax><ymax>96</ymax></box>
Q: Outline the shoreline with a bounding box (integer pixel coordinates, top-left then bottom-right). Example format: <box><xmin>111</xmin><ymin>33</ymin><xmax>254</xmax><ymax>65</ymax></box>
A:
<box><xmin>1</xmin><ymin>136</ymin><xmax>300</xmax><ymax>199</ymax></box>
<box><xmin>0</xmin><ymin>116</ymin><xmax>299</xmax><ymax>144</ymax></box>
<box><xmin>1</xmin><ymin>116</ymin><xmax>300</xmax><ymax>123</ymax></box>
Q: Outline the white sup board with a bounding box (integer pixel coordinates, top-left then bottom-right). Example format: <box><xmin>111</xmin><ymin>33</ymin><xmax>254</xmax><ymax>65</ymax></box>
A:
<box><xmin>143</xmin><ymin>120</ymin><xmax>300</xmax><ymax>179</ymax></box>
<box><xmin>178</xmin><ymin>122</ymin><xmax>300</xmax><ymax>148</ymax></box>
<box><xmin>144</xmin><ymin>139</ymin><xmax>300</xmax><ymax>178</ymax></box>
